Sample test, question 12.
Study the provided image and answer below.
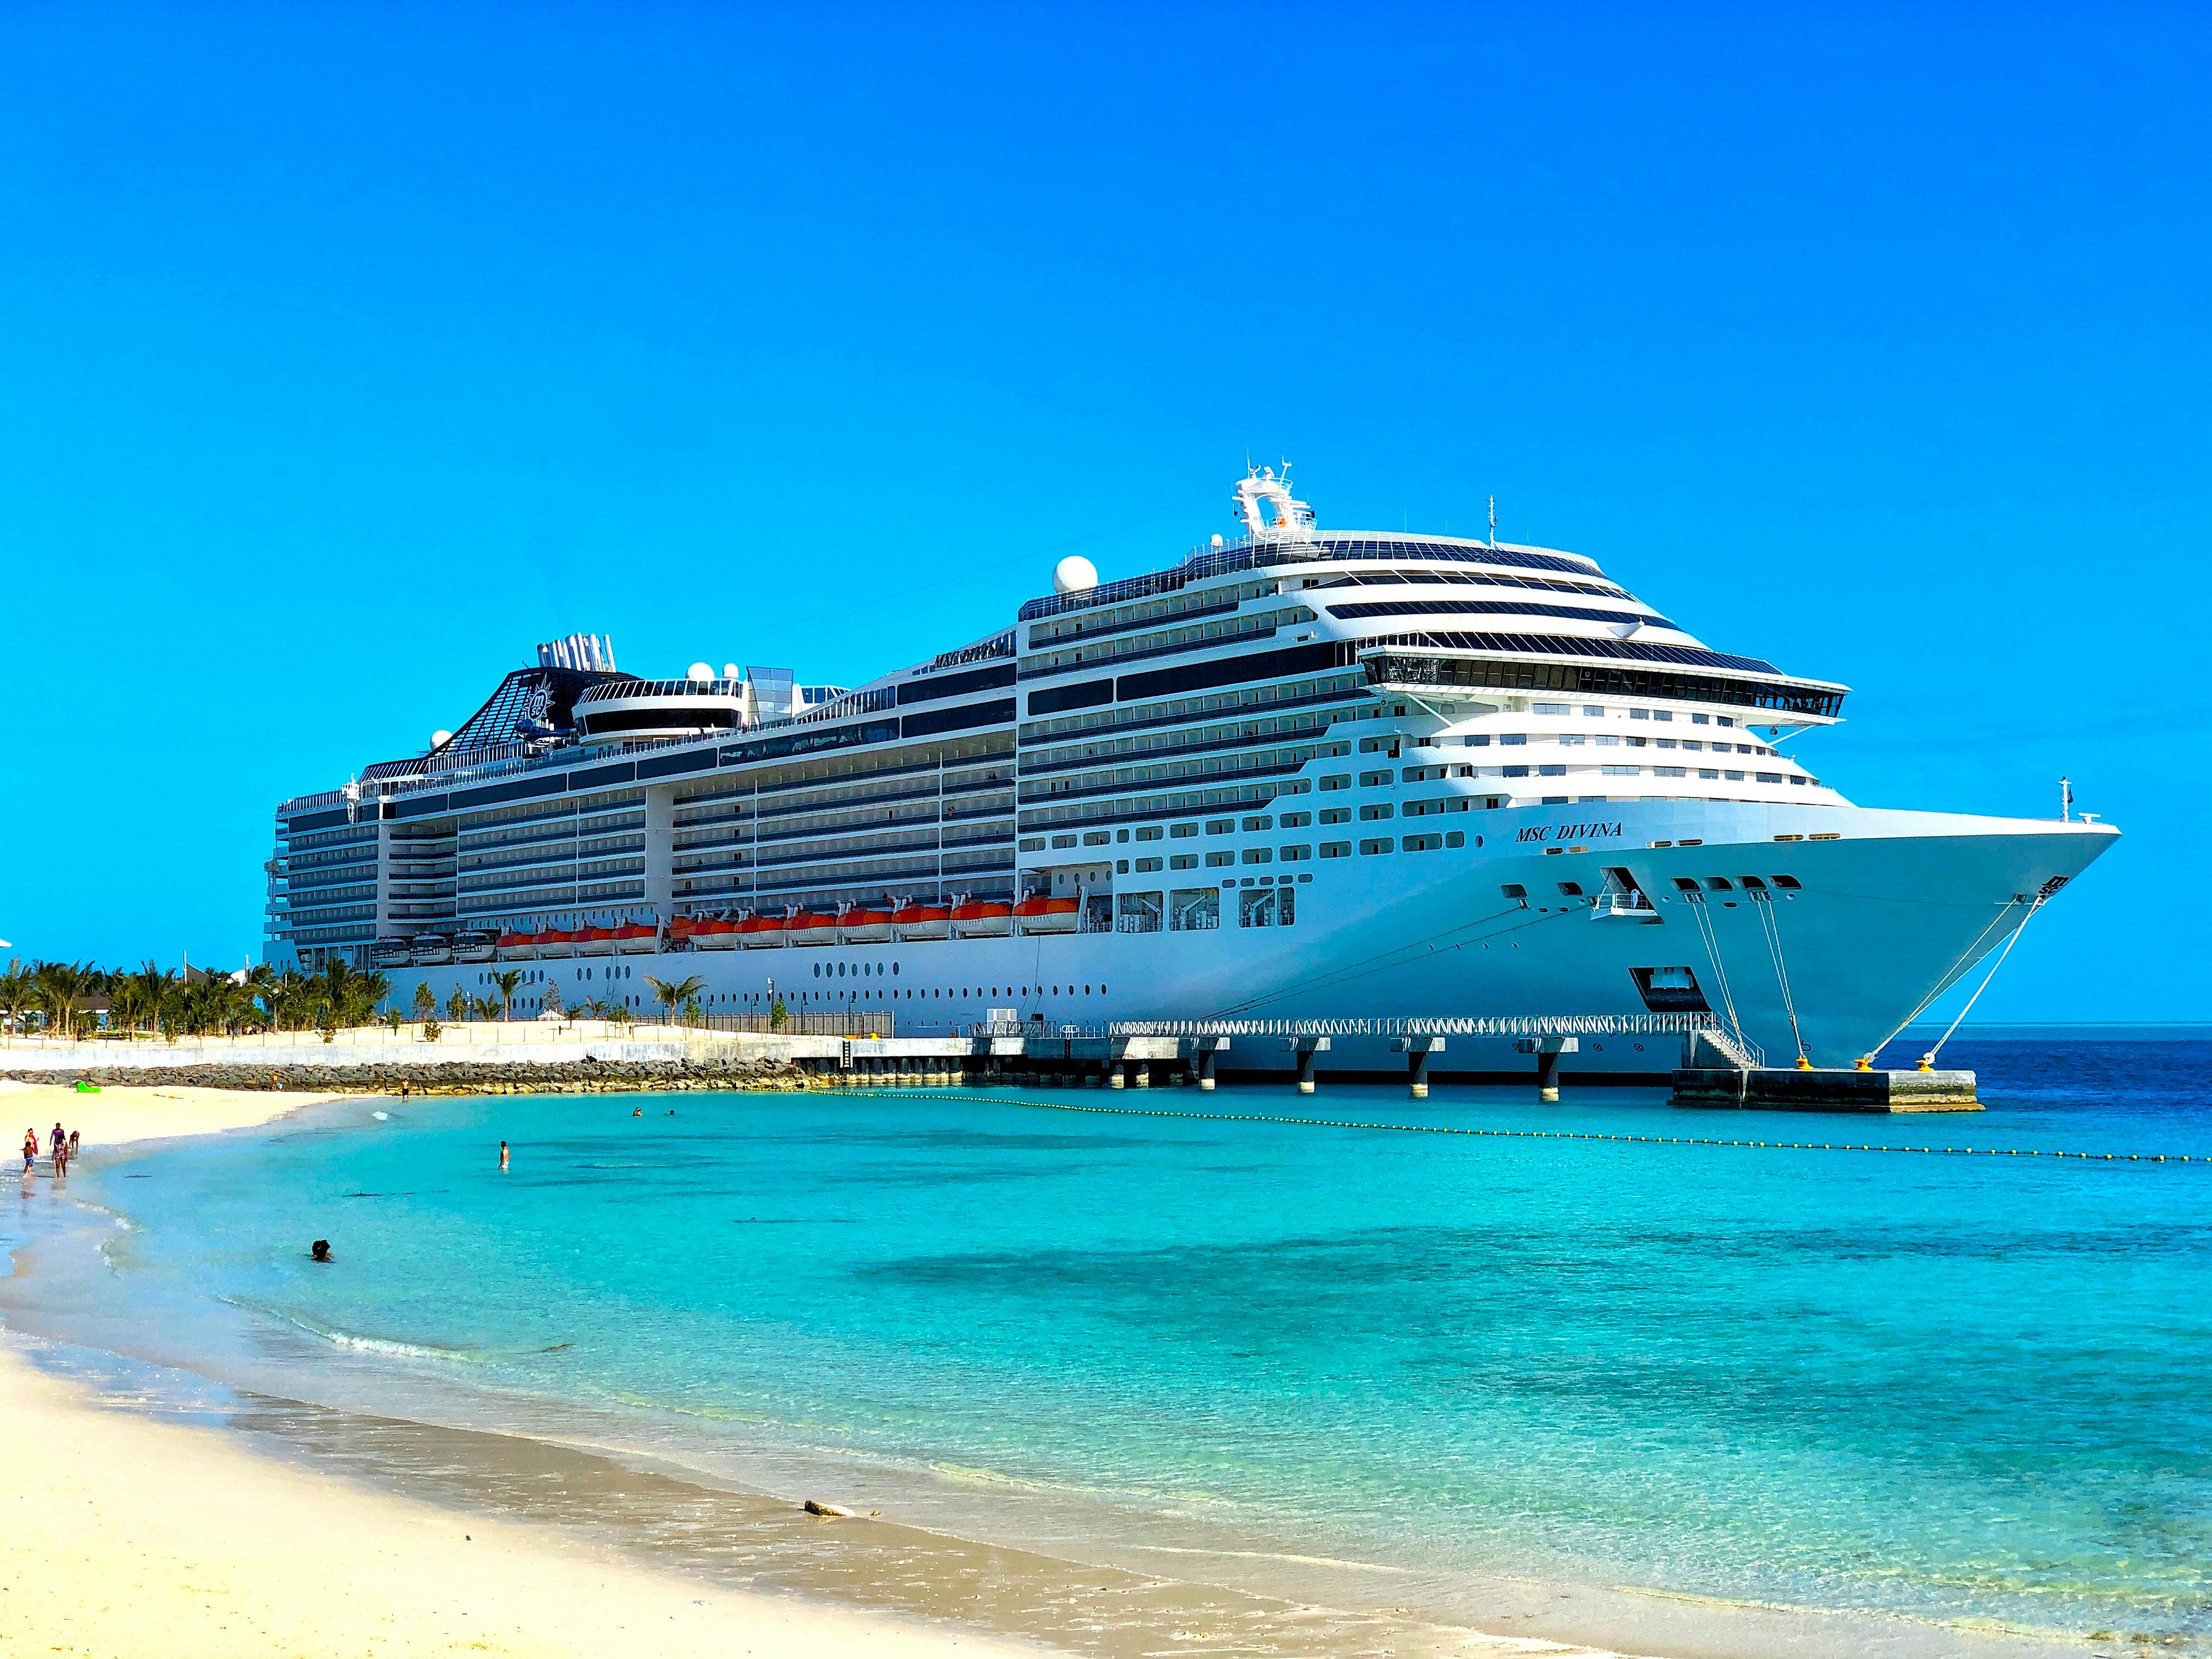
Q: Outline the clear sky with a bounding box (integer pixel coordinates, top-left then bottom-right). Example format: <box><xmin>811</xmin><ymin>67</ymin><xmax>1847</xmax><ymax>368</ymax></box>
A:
<box><xmin>1</xmin><ymin>3</ymin><xmax>2205</xmax><ymax>1018</ymax></box>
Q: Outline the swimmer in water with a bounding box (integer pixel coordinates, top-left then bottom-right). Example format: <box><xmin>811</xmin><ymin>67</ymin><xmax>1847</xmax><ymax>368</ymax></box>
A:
<box><xmin>310</xmin><ymin>1239</ymin><xmax>332</xmax><ymax>1262</ymax></box>
<box><xmin>632</xmin><ymin>1107</ymin><xmax>643</xmax><ymax>1118</ymax></box>
<box><xmin>499</xmin><ymin>1139</ymin><xmax>510</xmax><ymax>1171</ymax></box>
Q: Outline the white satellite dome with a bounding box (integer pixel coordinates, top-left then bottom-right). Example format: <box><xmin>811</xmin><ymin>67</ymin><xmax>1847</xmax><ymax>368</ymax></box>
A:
<box><xmin>1053</xmin><ymin>555</ymin><xmax>1099</xmax><ymax>595</ymax></box>
<box><xmin>430</xmin><ymin>730</ymin><xmax>453</xmax><ymax>749</ymax></box>
<box><xmin>723</xmin><ymin>662</ymin><xmax>740</xmax><ymax>680</ymax></box>
<box><xmin>686</xmin><ymin>662</ymin><xmax>715</xmax><ymax>683</ymax></box>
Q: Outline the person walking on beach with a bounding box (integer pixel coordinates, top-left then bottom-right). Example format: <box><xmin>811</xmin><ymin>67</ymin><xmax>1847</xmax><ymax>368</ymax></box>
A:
<box><xmin>22</xmin><ymin>1129</ymin><xmax>37</xmax><ymax>1175</ymax></box>
<box><xmin>66</xmin><ymin>1130</ymin><xmax>78</xmax><ymax>1163</ymax></box>
<box><xmin>50</xmin><ymin>1124</ymin><xmax>65</xmax><ymax>1166</ymax></box>
<box><xmin>499</xmin><ymin>1140</ymin><xmax>510</xmax><ymax>1171</ymax></box>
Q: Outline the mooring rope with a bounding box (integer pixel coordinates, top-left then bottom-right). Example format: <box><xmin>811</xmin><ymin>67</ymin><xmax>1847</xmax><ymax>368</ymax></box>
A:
<box><xmin>892</xmin><ymin>1092</ymin><xmax>2205</xmax><ymax>1165</ymax></box>
<box><xmin>1750</xmin><ymin>891</ymin><xmax>1808</xmax><ymax>1065</ymax></box>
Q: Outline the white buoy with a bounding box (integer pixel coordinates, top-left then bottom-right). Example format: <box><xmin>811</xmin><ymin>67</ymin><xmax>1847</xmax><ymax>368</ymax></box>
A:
<box><xmin>1052</xmin><ymin>555</ymin><xmax>1098</xmax><ymax>595</ymax></box>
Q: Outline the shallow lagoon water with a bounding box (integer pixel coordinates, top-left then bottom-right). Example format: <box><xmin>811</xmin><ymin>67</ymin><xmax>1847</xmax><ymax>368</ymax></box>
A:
<box><xmin>12</xmin><ymin>1040</ymin><xmax>2212</xmax><ymax>1652</ymax></box>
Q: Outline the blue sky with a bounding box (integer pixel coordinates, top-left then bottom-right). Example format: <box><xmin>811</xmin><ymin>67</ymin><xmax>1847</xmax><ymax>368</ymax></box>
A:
<box><xmin>1</xmin><ymin>3</ymin><xmax>2205</xmax><ymax>1017</ymax></box>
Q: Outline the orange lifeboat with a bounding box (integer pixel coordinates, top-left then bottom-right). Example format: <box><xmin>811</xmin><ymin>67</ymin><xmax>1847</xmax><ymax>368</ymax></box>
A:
<box><xmin>891</xmin><ymin>901</ymin><xmax>950</xmax><ymax>940</ymax></box>
<box><xmin>614</xmin><ymin>921</ymin><xmax>657</xmax><ymax>954</ymax></box>
<box><xmin>788</xmin><ymin>910</ymin><xmax>839</xmax><ymax>946</ymax></box>
<box><xmin>539</xmin><ymin>927</ymin><xmax>577</xmax><ymax>955</ymax></box>
<box><xmin>496</xmin><ymin>928</ymin><xmax>537</xmax><ymax>960</ymax></box>
<box><xmin>839</xmin><ymin>905</ymin><xmax>894</xmax><ymax>943</ymax></box>
<box><xmin>578</xmin><ymin>924</ymin><xmax>617</xmax><ymax>956</ymax></box>
<box><xmin>1014</xmin><ymin>894</ymin><xmax>1081</xmax><ymax>935</ymax></box>
<box><xmin>949</xmin><ymin>898</ymin><xmax>1013</xmax><ymax>938</ymax></box>
<box><xmin>737</xmin><ymin>913</ymin><xmax>784</xmax><ymax>949</ymax></box>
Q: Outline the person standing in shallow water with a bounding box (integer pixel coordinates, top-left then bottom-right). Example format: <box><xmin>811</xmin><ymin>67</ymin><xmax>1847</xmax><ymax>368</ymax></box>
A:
<box><xmin>22</xmin><ymin>1129</ymin><xmax>37</xmax><ymax>1175</ymax></box>
<box><xmin>499</xmin><ymin>1140</ymin><xmax>510</xmax><ymax>1171</ymax></box>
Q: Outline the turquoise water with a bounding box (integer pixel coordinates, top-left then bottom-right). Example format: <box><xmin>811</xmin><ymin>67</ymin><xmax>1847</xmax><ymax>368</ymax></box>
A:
<box><xmin>22</xmin><ymin>1043</ymin><xmax>2212</xmax><ymax>1648</ymax></box>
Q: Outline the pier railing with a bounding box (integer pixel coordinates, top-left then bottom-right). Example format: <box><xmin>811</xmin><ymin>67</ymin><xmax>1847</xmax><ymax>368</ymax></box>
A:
<box><xmin>1110</xmin><ymin>1014</ymin><xmax>1725</xmax><ymax>1040</ymax></box>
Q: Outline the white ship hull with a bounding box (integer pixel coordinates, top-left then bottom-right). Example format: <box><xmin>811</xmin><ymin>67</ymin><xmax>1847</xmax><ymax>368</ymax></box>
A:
<box><xmin>392</xmin><ymin>800</ymin><xmax>2115</xmax><ymax>1074</ymax></box>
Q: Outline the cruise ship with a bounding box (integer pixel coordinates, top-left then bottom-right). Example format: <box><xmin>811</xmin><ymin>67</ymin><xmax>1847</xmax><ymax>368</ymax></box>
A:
<box><xmin>266</xmin><ymin>469</ymin><xmax>2117</xmax><ymax>1074</ymax></box>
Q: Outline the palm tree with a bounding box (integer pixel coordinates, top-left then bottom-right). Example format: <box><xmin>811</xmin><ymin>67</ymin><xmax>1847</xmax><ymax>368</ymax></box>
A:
<box><xmin>32</xmin><ymin>961</ymin><xmax>90</xmax><ymax>1040</ymax></box>
<box><xmin>491</xmin><ymin>969</ymin><xmax>524</xmax><ymax>1021</ymax></box>
<box><xmin>469</xmin><ymin>995</ymin><xmax>501</xmax><ymax>1022</ymax></box>
<box><xmin>127</xmin><ymin>963</ymin><xmax>176</xmax><ymax>1041</ymax></box>
<box><xmin>644</xmin><ymin>974</ymin><xmax>705</xmax><ymax>1028</ymax></box>
<box><xmin>410</xmin><ymin>981</ymin><xmax>437</xmax><ymax>1022</ymax></box>
<box><xmin>0</xmin><ymin>963</ymin><xmax>32</xmax><ymax>1037</ymax></box>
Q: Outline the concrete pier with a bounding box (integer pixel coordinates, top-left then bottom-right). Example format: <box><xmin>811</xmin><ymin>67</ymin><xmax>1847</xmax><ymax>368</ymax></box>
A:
<box><xmin>1673</xmin><ymin>1067</ymin><xmax>1980</xmax><ymax>1112</ymax></box>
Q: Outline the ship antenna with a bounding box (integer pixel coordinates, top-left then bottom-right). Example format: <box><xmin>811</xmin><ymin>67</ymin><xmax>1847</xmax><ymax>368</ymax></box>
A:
<box><xmin>2059</xmin><ymin>775</ymin><xmax>2072</xmax><ymax>821</ymax></box>
<box><xmin>1488</xmin><ymin>495</ymin><xmax>1497</xmax><ymax>549</ymax></box>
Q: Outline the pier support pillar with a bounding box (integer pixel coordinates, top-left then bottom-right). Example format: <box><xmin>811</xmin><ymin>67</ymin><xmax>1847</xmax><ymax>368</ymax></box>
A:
<box><xmin>1109</xmin><ymin>1066</ymin><xmax>1125</xmax><ymax>1088</ymax></box>
<box><xmin>1187</xmin><ymin>1036</ymin><xmax>1228</xmax><ymax>1092</ymax></box>
<box><xmin>1285</xmin><ymin>1036</ymin><xmax>1329</xmax><ymax>1095</ymax></box>
<box><xmin>1393</xmin><ymin>1036</ymin><xmax>1445</xmax><ymax>1100</ymax></box>
<box><xmin>1132</xmin><ymin>1063</ymin><xmax>1150</xmax><ymax>1089</ymax></box>
<box><xmin>1515</xmin><ymin>1036</ymin><xmax>1579</xmax><ymax>1102</ymax></box>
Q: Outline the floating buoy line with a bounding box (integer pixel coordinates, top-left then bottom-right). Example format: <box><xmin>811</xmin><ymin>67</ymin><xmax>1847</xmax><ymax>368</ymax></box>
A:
<box><xmin>899</xmin><ymin>1094</ymin><xmax>2204</xmax><ymax>1164</ymax></box>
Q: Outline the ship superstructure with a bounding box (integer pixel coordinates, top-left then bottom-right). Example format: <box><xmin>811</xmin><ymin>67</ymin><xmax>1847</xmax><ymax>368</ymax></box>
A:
<box><xmin>267</xmin><ymin>469</ymin><xmax>2115</xmax><ymax>1070</ymax></box>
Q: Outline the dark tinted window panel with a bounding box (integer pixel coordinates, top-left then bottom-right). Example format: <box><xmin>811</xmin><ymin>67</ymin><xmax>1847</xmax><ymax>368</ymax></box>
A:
<box><xmin>636</xmin><ymin>748</ymin><xmax>721</xmax><ymax>780</ymax></box>
<box><xmin>580</xmin><ymin>707</ymin><xmax>738</xmax><ymax>735</ymax></box>
<box><xmin>280</xmin><ymin>808</ymin><xmax>352</xmax><ymax>833</ymax></box>
<box><xmin>388</xmin><ymin>793</ymin><xmax>452</xmax><ymax>820</ymax></box>
<box><xmin>899</xmin><ymin>697</ymin><xmax>1018</xmax><ymax>737</ymax></box>
<box><xmin>717</xmin><ymin>719</ymin><xmax>902</xmax><ymax>769</ymax></box>
<box><xmin>450</xmin><ymin>773</ymin><xmax>572</xmax><ymax>810</ymax></box>
<box><xmin>1327</xmin><ymin>599</ymin><xmax>1675</xmax><ymax>629</ymax></box>
<box><xmin>1362</xmin><ymin>650</ymin><xmax>1844</xmax><ymax>719</ymax></box>
<box><xmin>1028</xmin><ymin>679</ymin><xmax>1114</xmax><ymax>716</ymax></box>
<box><xmin>566</xmin><ymin>761</ymin><xmax>636</xmax><ymax>791</ymax></box>
<box><xmin>1017</xmin><ymin>537</ymin><xmax>1601</xmax><ymax>623</ymax></box>
<box><xmin>1368</xmin><ymin>630</ymin><xmax>1777</xmax><ymax>675</ymax></box>
<box><xmin>1117</xmin><ymin>641</ymin><xmax>1361</xmax><ymax>703</ymax></box>
<box><xmin>897</xmin><ymin>662</ymin><xmax>1018</xmax><ymax>705</ymax></box>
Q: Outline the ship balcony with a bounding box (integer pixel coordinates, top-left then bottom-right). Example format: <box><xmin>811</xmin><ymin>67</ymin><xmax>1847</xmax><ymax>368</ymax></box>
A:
<box><xmin>1591</xmin><ymin>890</ymin><xmax>1662</xmax><ymax>923</ymax></box>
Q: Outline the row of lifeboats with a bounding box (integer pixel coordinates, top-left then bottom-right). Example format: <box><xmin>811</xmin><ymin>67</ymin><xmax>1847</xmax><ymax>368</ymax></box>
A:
<box><xmin>676</xmin><ymin>895</ymin><xmax>1081</xmax><ymax>949</ymax></box>
<box><xmin>494</xmin><ymin>921</ymin><xmax>660</xmax><ymax>959</ymax></box>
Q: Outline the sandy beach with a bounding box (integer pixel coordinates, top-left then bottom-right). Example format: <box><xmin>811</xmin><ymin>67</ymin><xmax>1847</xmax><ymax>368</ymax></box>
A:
<box><xmin>0</xmin><ymin>1083</ymin><xmax>1048</xmax><ymax>1659</ymax></box>
<box><xmin>0</xmin><ymin>1337</ymin><xmax>1042</xmax><ymax>1659</ymax></box>
<box><xmin>0</xmin><ymin>1079</ymin><xmax>338</xmax><ymax>1149</ymax></box>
